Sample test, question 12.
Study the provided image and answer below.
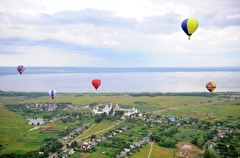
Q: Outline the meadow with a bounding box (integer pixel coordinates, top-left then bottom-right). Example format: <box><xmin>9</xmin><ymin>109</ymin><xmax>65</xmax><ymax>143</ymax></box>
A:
<box><xmin>0</xmin><ymin>92</ymin><xmax>239</xmax><ymax>156</ymax></box>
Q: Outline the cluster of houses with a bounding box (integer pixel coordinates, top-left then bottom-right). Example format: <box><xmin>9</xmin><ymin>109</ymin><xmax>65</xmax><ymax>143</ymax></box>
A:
<box><xmin>58</xmin><ymin>124</ymin><xmax>90</xmax><ymax>145</ymax></box>
<box><xmin>79</xmin><ymin>125</ymin><xmax>150</xmax><ymax>157</ymax></box>
<box><xmin>212</xmin><ymin>127</ymin><xmax>233</xmax><ymax>143</ymax></box>
<box><xmin>25</xmin><ymin>102</ymin><xmax>72</xmax><ymax>112</ymax></box>
<box><xmin>92</xmin><ymin>103</ymin><xmax>139</xmax><ymax>116</ymax></box>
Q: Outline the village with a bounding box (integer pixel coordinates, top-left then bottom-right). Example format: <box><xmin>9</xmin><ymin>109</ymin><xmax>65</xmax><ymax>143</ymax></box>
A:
<box><xmin>23</xmin><ymin>101</ymin><xmax>240</xmax><ymax>158</ymax></box>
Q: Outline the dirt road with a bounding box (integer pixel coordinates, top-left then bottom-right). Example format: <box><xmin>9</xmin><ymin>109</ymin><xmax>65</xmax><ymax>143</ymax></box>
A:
<box><xmin>148</xmin><ymin>142</ymin><xmax>154</xmax><ymax>158</ymax></box>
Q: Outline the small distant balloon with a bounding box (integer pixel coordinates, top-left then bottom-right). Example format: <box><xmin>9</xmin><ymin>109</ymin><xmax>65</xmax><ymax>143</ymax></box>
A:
<box><xmin>17</xmin><ymin>65</ymin><xmax>25</xmax><ymax>75</ymax></box>
<box><xmin>49</xmin><ymin>89</ymin><xmax>57</xmax><ymax>99</ymax></box>
<box><xmin>181</xmin><ymin>18</ymin><xmax>198</xmax><ymax>40</ymax></box>
<box><xmin>92</xmin><ymin>79</ymin><xmax>101</xmax><ymax>90</ymax></box>
<box><xmin>206</xmin><ymin>81</ymin><xmax>217</xmax><ymax>93</ymax></box>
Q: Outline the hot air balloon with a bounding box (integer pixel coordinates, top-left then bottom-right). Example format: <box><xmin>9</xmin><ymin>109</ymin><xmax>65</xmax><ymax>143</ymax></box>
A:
<box><xmin>206</xmin><ymin>81</ymin><xmax>217</xmax><ymax>93</ymax></box>
<box><xmin>181</xmin><ymin>18</ymin><xmax>198</xmax><ymax>40</ymax></box>
<box><xmin>49</xmin><ymin>89</ymin><xmax>57</xmax><ymax>99</ymax></box>
<box><xmin>17</xmin><ymin>65</ymin><xmax>25</xmax><ymax>75</ymax></box>
<box><xmin>92</xmin><ymin>79</ymin><xmax>101</xmax><ymax>90</ymax></box>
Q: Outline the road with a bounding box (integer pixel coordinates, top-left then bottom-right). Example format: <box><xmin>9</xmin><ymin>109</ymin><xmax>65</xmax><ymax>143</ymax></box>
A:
<box><xmin>76</xmin><ymin>120</ymin><xmax>124</xmax><ymax>142</ymax></box>
<box><xmin>49</xmin><ymin>120</ymin><xmax>124</xmax><ymax>158</ymax></box>
<box><xmin>148</xmin><ymin>142</ymin><xmax>154</xmax><ymax>158</ymax></box>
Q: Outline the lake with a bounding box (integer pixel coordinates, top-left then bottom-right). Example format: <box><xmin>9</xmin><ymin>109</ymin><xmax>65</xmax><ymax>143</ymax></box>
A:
<box><xmin>0</xmin><ymin>67</ymin><xmax>240</xmax><ymax>93</ymax></box>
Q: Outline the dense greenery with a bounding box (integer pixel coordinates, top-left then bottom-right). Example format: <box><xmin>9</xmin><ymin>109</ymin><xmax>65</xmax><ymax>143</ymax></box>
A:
<box><xmin>151</xmin><ymin>125</ymin><xmax>179</xmax><ymax>148</ymax></box>
<box><xmin>0</xmin><ymin>91</ymin><xmax>240</xmax><ymax>157</ymax></box>
<box><xmin>129</xmin><ymin>92</ymin><xmax>218</xmax><ymax>97</ymax></box>
<box><xmin>0</xmin><ymin>138</ymin><xmax>63</xmax><ymax>158</ymax></box>
<box><xmin>216</xmin><ymin>134</ymin><xmax>240</xmax><ymax>157</ymax></box>
<box><xmin>0</xmin><ymin>91</ymin><xmax>48</xmax><ymax>99</ymax></box>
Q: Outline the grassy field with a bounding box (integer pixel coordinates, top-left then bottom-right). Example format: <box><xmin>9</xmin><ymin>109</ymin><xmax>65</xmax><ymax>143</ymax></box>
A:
<box><xmin>0</xmin><ymin>92</ymin><xmax>240</xmax><ymax>156</ymax></box>
<box><xmin>78</xmin><ymin>120</ymin><xmax>122</xmax><ymax>141</ymax></box>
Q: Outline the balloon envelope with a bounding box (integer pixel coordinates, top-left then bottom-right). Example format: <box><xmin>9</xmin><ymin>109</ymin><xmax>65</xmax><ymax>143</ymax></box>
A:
<box><xmin>92</xmin><ymin>79</ymin><xmax>101</xmax><ymax>90</ymax></box>
<box><xmin>181</xmin><ymin>18</ymin><xmax>198</xmax><ymax>40</ymax></box>
<box><xmin>206</xmin><ymin>81</ymin><xmax>217</xmax><ymax>93</ymax></box>
<box><xmin>49</xmin><ymin>89</ymin><xmax>57</xmax><ymax>99</ymax></box>
<box><xmin>17</xmin><ymin>65</ymin><xmax>25</xmax><ymax>74</ymax></box>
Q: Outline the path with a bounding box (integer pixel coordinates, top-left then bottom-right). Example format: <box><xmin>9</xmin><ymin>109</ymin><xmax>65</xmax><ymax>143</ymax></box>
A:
<box><xmin>148</xmin><ymin>141</ymin><xmax>154</xmax><ymax>158</ymax></box>
<box><xmin>76</xmin><ymin>120</ymin><xmax>124</xmax><ymax>141</ymax></box>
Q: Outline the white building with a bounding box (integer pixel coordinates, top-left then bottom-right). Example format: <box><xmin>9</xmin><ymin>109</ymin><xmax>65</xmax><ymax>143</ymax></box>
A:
<box><xmin>27</xmin><ymin>118</ymin><xmax>45</xmax><ymax>125</ymax></box>
<box><xmin>114</xmin><ymin>104</ymin><xmax>138</xmax><ymax>116</ymax></box>
<box><xmin>92</xmin><ymin>104</ymin><xmax>112</xmax><ymax>115</ymax></box>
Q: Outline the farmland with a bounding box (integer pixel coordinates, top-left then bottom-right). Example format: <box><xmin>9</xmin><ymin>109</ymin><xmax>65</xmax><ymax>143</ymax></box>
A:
<box><xmin>0</xmin><ymin>91</ymin><xmax>240</xmax><ymax>157</ymax></box>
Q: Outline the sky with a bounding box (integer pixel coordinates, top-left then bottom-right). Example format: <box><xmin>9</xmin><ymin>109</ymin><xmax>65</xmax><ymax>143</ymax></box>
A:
<box><xmin>0</xmin><ymin>0</ymin><xmax>240</xmax><ymax>67</ymax></box>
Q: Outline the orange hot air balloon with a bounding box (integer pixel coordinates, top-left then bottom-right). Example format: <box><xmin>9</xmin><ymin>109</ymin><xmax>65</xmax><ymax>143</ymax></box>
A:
<box><xmin>206</xmin><ymin>81</ymin><xmax>217</xmax><ymax>93</ymax></box>
<box><xmin>92</xmin><ymin>79</ymin><xmax>101</xmax><ymax>90</ymax></box>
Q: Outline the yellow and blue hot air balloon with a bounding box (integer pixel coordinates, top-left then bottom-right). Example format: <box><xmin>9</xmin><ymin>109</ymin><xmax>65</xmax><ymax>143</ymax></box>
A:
<box><xmin>181</xmin><ymin>18</ymin><xmax>198</xmax><ymax>40</ymax></box>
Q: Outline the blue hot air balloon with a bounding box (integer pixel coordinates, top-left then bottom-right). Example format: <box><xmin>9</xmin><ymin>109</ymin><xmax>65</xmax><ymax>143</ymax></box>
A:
<box><xmin>49</xmin><ymin>89</ymin><xmax>57</xmax><ymax>99</ymax></box>
<box><xmin>181</xmin><ymin>18</ymin><xmax>198</xmax><ymax>40</ymax></box>
<box><xmin>17</xmin><ymin>65</ymin><xmax>25</xmax><ymax>75</ymax></box>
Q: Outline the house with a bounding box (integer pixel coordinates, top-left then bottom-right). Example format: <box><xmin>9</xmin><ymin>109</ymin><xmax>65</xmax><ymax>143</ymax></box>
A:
<box><xmin>69</xmin><ymin>148</ymin><xmax>75</xmax><ymax>155</ymax></box>
<box><xmin>81</xmin><ymin>142</ymin><xmax>91</xmax><ymax>150</ymax></box>
<box><xmin>142</xmin><ymin>136</ymin><xmax>149</xmax><ymax>143</ymax></box>
<box><xmin>90</xmin><ymin>140</ymin><xmax>98</xmax><ymax>146</ymax></box>
<box><xmin>130</xmin><ymin>145</ymin><xmax>135</xmax><ymax>149</ymax></box>
<box><xmin>101</xmin><ymin>137</ymin><xmax>107</xmax><ymax>142</ymax></box>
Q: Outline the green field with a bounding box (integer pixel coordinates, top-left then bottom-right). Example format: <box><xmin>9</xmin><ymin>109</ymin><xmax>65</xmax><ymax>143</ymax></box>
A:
<box><xmin>0</xmin><ymin>92</ymin><xmax>240</xmax><ymax>156</ymax></box>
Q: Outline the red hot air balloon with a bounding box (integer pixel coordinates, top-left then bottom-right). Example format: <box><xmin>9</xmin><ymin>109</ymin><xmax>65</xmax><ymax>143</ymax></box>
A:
<box><xmin>92</xmin><ymin>79</ymin><xmax>101</xmax><ymax>90</ymax></box>
<box><xmin>17</xmin><ymin>65</ymin><xmax>25</xmax><ymax>75</ymax></box>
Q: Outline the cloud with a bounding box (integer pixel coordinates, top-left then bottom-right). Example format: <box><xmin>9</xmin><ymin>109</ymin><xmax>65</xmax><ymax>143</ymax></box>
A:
<box><xmin>0</xmin><ymin>0</ymin><xmax>240</xmax><ymax>67</ymax></box>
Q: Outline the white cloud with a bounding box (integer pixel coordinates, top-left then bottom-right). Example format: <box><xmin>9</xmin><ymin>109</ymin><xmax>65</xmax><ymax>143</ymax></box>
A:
<box><xmin>0</xmin><ymin>0</ymin><xmax>240</xmax><ymax>67</ymax></box>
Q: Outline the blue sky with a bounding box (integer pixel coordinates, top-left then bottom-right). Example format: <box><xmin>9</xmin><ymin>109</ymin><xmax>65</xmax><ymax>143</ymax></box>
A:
<box><xmin>0</xmin><ymin>0</ymin><xmax>240</xmax><ymax>67</ymax></box>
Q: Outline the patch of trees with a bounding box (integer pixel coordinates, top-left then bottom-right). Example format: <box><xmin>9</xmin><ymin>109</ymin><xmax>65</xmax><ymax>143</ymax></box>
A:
<box><xmin>34</xmin><ymin>138</ymin><xmax>63</xmax><ymax>157</ymax></box>
<box><xmin>0</xmin><ymin>150</ymin><xmax>46</xmax><ymax>158</ymax></box>
<box><xmin>129</xmin><ymin>92</ymin><xmax>164</xmax><ymax>97</ymax></box>
<box><xmin>150</xmin><ymin>126</ymin><xmax>179</xmax><ymax>148</ymax></box>
<box><xmin>204</xmin><ymin>149</ymin><xmax>216</xmax><ymax>158</ymax></box>
<box><xmin>129</xmin><ymin>92</ymin><xmax>218</xmax><ymax>97</ymax></box>
<box><xmin>95</xmin><ymin>113</ymin><xmax>106</xmax><ymax>123</ymax></box>
<box><xmin>59</xmin><ymin>126</ymin><xmax>76</xmax><ymax>137</ymax></box>
<box><xmin>216</xmin><ymin>134</ymin><xmax>239</xmax><ymax>157</ymax></box>
<box><xmin>70</xmin><ymin>141</ymin><xmax>78</xmax><ymax>148</ymax></box>
<box><xmin>0</xmin><ymin>91</ymin><xmax>48</xmax><ymax>99</ymax></box>
<box><xmin>134</xmin><ymin>101</ymin><xmax>148</xmax><ymax>105</ymax></box>
<box><xmin>0</xmin><ymin>138</ymin><xmax>63</xmax><ymax>158</ymax></box>
<box><xmin>191</xmin><ymin>134</ymin><xmax>206</xmax><ymax>148</ymax></box>
<box><xmin>5</xmin><ymin>104</ymin><xmax>30</xmax><ymax>114</ymax></box>
<box><xmin>5</xmin><ymin>102</ymin><xmax>73</xmax><ymax>116</ymax></box>
<box><xmin>114</xmin><ymin>111</ymin><xmax>124</xmax><ymax>116</ymax></box>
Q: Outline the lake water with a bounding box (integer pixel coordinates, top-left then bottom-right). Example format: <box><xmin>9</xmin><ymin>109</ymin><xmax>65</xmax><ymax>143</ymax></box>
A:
<box><xmin>0</xmin><ymin>67</ymin><xmax>240</xmax><ymax>93</ymax></box>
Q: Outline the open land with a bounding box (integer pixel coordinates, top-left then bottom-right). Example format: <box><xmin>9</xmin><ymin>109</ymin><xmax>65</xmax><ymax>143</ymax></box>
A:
<box><xmin>0</xmin><ymin>91</ymin><xmax>240</xmax><ymax>157</ymax></box>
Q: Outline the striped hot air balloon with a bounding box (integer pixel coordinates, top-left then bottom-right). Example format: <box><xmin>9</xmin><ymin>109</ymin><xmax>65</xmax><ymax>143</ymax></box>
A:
<box><xmin>181</xmin><ymin>18</ymin><xmax>198</xmax><ymax>40</ymax></box>
<box><xmin>206</xmin><ymin>81</ymin><xmax>217</xmax><ymax>93</ymax></box>
<box><xmin>17</xmin><ymin>65</ymin><xmax>25</xmax><ymax>75</ymax></box>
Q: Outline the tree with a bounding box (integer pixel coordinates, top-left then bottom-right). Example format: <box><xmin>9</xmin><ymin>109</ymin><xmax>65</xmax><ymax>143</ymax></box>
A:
<box><xmin>49</xmin><ymin>143</ymin><xmax>57</xmax><ymax>153</ymax></box>
<box><xmin>71</xmin><ymin>141</ymin><xmax>78</xmax><ymax>148</ymax></box>
<box><xmin>197</xmin><ymin>137</ymin><xmax>204</xmax><ymax>148</ymax></box>
<box><xmin>90</xmin><ymin>134</ymin><xmax>96</xmax><ymax>139</ymax></box>
<box><xmin>43</xmin><ymin>149</ymin><xmax>49</xmax><ymax>157</ymax></box>
<box><xmin>204</xmin><ymin>149</ymin><xmax>216</xmax><ymax>158</ymax></box>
